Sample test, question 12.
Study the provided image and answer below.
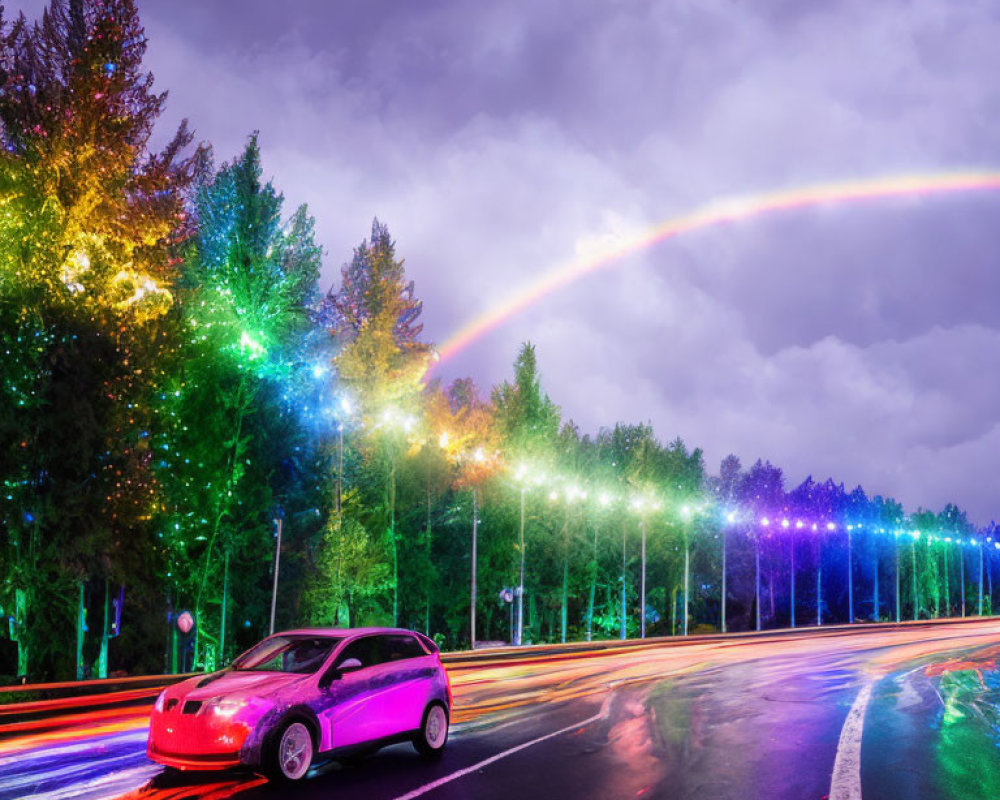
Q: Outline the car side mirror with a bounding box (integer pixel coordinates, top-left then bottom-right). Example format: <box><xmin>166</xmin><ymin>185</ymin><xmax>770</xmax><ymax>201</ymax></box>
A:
<box><xmin>319</xmin><ymin>657</ymin><xmax>363</xmax><ymax>690</ymax></box>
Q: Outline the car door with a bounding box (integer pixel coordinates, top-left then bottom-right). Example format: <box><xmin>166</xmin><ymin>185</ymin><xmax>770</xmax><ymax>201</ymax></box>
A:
<box><xmin>316</xmin><ymin>635</ymin><xmax>385</xmax><ymax>750</ymax></box>
<box><xmin>369</xmin><ymin>634</ymin><xmax>435</xmax><ymax>735</ymax></box>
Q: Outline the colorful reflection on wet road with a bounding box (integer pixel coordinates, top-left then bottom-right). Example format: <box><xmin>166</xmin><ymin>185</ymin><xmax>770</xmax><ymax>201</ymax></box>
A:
<box><xmin>4</xmin><ymin>620</ymin><xmax>1000</xmax><ymax>800</ymax></box>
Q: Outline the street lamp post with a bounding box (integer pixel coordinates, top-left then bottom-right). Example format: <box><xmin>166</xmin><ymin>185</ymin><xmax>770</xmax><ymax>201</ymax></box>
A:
<box><xmin>872</xmin><ymin>533</ymin><xmax>879</xmax><ymax>622</ymax></box>
<box><xmin>269</xmin><ymin>515</ymin><xmax>283</xmax><ymax>636</ymax></box>
<box><xmin>722</xmin><ymin>511</ymin><xmax>737</xmax><ymax>633</ymax></box>
<box><xmin>621</xmin><ymin>516</ymin><xmax>628</xmax><ymax>640</ymax></box>
<box><xmin>960</xmin><ymin>542</ymin><xmax>966</xmax><ymax>617</ymax></box>
<box><xmin>588</xmin><ymin>493</ymin><xmax>611</xmax><ymax>642</ymax></box>
<box><xmin>512</xmin><ymin>466</ymin><xmax>537</xmax><ymax>647</ymax></box>
<box><xmin>466</xmin><ymin>447</ymin><xmax>489</xmax><ymax>648</ymax></box>
<box><xmin>680</xmin><ymin>505</ymin><xmax>693</xmax><ymax>637</ymax></box>
<box><xmin>979</xmin><ymin>540</ymin><xmax>984</xmax><ymax>617</ymax></box>
<box><xmin>942</xmin><ymin>540</ymin><xmax>951</xmax><ymax>617</ymax></box>
<box><xmin>756</xmin><ymin>518</ymin><xmax>766</xmax><ymax>632</ymax></box>
<box><xmin>641</xmin><ymin>515</ymin><xmax>647</xmax><ymax>639</ymax></box>
<box><xmin>517</xmin><ymin>485</ymin><xmax>526</xmax><ymax>645</ymax></box>
<box><xmin>847</xmin><ymin>525</ymin><xmax>854</xmax><ymax>624</ymax></box>
<box><xmin>895</xmin><ymin>535</ymin><xmax>902</xmax><ymax>622</ymax></box>
<box><xmin>470</xmin><ymin>486</ymin><xmax>478</xmax><ymax>647</ymax></box>
<box><xmin>557</xmin><ymin>487</ymin><xmax>585</xmax><ymax>644</ymax></box>
<box><xmin>790</xmin><ymin>522</ymin><xmax>797</xmax><ymax>629</ymax></box>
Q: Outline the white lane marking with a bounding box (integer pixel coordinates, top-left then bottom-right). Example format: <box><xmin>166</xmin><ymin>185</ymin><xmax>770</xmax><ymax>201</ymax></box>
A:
<box><xmin>391</xmin><ymin>709</ymin><xmax>605</xmax><ymax>800</ymax></box>
<box><xmin>829</xmin><ymin>678</ymin><xmax>875</xmax><ymax>800</ymax></box>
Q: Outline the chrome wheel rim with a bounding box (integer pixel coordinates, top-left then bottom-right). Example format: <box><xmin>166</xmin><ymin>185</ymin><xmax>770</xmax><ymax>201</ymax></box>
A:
<box><xmin>279</xmin><ymin>722</ymin><xmax>312</xmax><ymax>780</ymax></box>
<box><xmin>425</xmin><ymin>705</ymin><xmax>447</xmax><ymax>749</ymax></box>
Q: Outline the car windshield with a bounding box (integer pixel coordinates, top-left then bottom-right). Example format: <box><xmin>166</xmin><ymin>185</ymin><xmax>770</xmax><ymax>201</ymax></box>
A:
<box><xmin>232</xmin><ymin>635</ymin><xmax>341</xmax><ymax>674</ymax></box>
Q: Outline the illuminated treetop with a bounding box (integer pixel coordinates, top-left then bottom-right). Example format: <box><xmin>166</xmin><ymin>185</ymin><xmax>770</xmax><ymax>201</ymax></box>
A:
<box><xmin>0</xmin><ymin>0</ymin><xmax>193</xmax><ymax>322</ymax></box>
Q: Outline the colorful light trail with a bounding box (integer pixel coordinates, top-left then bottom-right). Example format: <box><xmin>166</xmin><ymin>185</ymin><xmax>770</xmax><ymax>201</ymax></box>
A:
<box><xmin>436</xmin><ymin>171</ymin><xmax>1000</xmax><ymax>363</ymax></box>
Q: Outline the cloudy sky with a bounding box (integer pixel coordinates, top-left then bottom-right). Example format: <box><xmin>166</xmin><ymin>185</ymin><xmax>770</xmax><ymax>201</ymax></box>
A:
<box><xmin>14</xmin><ymin>0</ymin><xmax>1000</xmax><ymax>522</ymax></box>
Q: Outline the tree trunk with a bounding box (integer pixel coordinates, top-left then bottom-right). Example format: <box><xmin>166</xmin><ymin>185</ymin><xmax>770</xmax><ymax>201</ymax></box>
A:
<box><xmin>872</xmin><ymin>544</ymin><xmax>879</xmax><ymax>621</ymax></box>
<box><xmin>561</xmin><ymin>507</ymin><xmax>569</xmax><ymax>644</ymax></box>
<box><xmin>944</xmin><ymin>546</ymin><xmax>950</xmax><ymax>617</ymax></box>
<box><xmin>470</xmin><ymin>487</ymin><xmax>478</xmax><ymax>646</ymax></box>
<box><xmin>586</xmin><ymin>525</ymin><xmax>598</xmax><ymax>642</ymax></box>
<box><xmin>426</xmin><ymin>486</ymin><xmax>432</xmax><ymax>635</ymax></box>
<box><xmin>683</xmin><ymin>534</ymin><xmax>690</xmax><ymax>636</ymax></box>
<box><xmin>755</xmin><ymin>538</ymin><xmax>761</xmax><ymax>631</ymax></box>
<box><xmin>847</xmin><ymin>530</ymin><xmax>853</xmax><ymax>624</ymax></box>
<box><xmin>671</xmin><ymin>584</ymin><xmax>678</xmax><ymax>636</ymax></box>
<box><xmin>390</xmin><ymin>453</ymin><xmax>398</xmax><ymax>627</ymax></box>
<box><xmin>196</xmin><ymin>373</ymin><xmax>250</xmax><ymax>668</ymax></box>
<box><xmin>789</xmin><ymin>537</ymin><xmax>796</xmax><ymax>629</ymax></box>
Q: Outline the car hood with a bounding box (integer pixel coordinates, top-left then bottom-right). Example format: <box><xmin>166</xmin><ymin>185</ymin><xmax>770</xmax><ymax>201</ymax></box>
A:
<box><xmin>172</xmin><ymin>670</ymin><xmax>309</xmax><ymax>702</ymax></box>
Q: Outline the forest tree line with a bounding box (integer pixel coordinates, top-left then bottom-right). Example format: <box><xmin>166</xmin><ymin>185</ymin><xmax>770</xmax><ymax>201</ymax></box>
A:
<box><xmin>1</xmin><ymin>0</ymin><xmax>996</xmax><ymax>683</ymax></box>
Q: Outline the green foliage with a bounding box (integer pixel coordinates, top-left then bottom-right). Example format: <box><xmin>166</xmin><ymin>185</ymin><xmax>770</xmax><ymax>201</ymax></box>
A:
<box><xmin>153</xmin><ymin>136</ymin><xmax>322</xmax><ymax>668</ymax></box>
<box><xmin>3</xmin><ymin>0</ymin><xmax>998</xmax><ymax>683</ymax></box>
<box><xmin>302</xmin><ymin>511</ymin><xmax>392</xmax><ymax>628</ymax></box>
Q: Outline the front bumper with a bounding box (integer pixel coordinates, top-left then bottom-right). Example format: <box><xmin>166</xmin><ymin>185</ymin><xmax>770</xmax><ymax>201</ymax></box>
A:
<box><xmin>147</xmin><ymin>709</ymin><xmax>256</xmax><ymax>771</ymax></box>
<box><xmin>146</xmin><ymin>740</ymin><xmax>243</xmax><ymax>771</ymax></box>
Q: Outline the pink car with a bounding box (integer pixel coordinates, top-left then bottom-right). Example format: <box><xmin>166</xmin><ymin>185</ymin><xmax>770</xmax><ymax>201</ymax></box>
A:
<box><xmin>147</xmin><ymin>627</ymin><xmax>452</xmax><ymax>782</ymax></box>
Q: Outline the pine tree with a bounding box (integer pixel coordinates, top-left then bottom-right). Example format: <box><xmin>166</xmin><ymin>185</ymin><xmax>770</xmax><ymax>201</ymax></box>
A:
<box><xmin>0</xmin><ymin>0</ymin><xmax>193</xmax><ymax>679</ymax></box>
<box><xmin>155</xmin><ymin>136</ymin><xmax>321</xmax><ymax>669</ymax></box>
<box><xmin>492</xmin><ymin>342</ymin><xmax>560</xmax><ymax>462</ymax></box>
<box><xmin>323</xmin><ymin>220</ymin><xmax>432</xmax><ymax>627</ymax></box>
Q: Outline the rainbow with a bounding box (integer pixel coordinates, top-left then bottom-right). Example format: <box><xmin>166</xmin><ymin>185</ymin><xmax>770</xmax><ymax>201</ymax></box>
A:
<box><xmin>435</xmin><ymin>171</ymin><xmax>1000</xmax><ymax>363</ymax></box>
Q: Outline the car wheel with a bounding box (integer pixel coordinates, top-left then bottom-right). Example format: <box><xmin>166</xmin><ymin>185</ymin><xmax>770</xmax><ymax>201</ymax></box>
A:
<box><xmin>413</xmin><ymin>702</ymin><xmax>448</xmax><ymax>759</ymax></box>
<box><xmin>267</xmin><ymin>720</ymin><xmax>314</xmax><ymax>782</ymax></box>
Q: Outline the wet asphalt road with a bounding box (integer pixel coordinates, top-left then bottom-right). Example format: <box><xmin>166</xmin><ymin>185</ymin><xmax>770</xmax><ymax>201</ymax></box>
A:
<box><xmin>4</xmin><ymin>619</ymin><xmax>1000</xmax><ymax>800</ymax></box>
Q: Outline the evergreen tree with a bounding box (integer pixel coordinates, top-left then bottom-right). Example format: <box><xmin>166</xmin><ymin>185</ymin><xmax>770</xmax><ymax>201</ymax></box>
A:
<box><xmin>0</xmin><ymin>0</ymin><xmax>193</xmax><ymax>679</ymax></box>
<box><xmin>155</xmin><ymin>136</ymin><xmax>321</xmax><ymax>669</ymax></box>
<box><xmin>493</xmin><ymin>341</ymin><xmax>560</xmax><ymax>462</ymax></box>
<box><xmin>323</xmin><ymin>220</ymin><xmax>432</xmax><ymax>627</ymax></box>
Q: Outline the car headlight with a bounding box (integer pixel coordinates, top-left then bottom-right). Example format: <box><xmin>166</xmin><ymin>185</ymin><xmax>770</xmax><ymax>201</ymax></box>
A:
<box><xmin>206</xmin><ymin>696</ymin><xmax>245</xmax><ymax>718</ymax></box>
<box><xmin>153</xmin><ymin>691</ymin><xmax>166</xmax><ymax>713</ymax></box>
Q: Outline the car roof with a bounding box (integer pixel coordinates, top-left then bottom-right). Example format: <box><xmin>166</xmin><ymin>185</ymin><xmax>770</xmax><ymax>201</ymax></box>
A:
<box><xmin>272</xmin><ymin>627</ymin><xmax>420</xmax><ymax>639</ymax></box>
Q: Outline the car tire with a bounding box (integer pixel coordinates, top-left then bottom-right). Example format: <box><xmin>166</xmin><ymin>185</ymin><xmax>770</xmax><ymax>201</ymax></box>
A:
<box><xmin>266</xmin><ymin>720</ymin><xmax>314</xmax><ymax>782</ymax></box>
<box><xmin>413</xmin><ymin>702</ymin><xmax>449</xmax><ymax>759</ymax></box>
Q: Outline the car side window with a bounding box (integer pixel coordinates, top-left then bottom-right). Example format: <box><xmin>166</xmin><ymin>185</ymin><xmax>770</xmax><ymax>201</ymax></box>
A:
<box><xmin>380</xmin><ymin>634</ymin><xmax>425</xmax><ymax>662</ymax></box>
<box><xmin>335</xmin><ymin>636</ymin><xmax>381</xmax><ymax>669</ymax></box>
